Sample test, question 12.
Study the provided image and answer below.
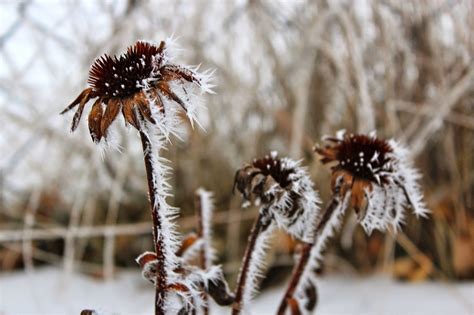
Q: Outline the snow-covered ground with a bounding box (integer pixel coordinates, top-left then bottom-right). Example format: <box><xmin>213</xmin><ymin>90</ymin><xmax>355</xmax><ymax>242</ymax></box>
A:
<box><xmin>0</xmin><ymin>268</ymin><xmax>472</xmax><ymax>315</ymax></box>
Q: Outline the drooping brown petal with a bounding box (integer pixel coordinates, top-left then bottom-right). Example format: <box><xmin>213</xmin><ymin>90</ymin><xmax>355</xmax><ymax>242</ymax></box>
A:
<box><xmin>314</xmin><ymin>145</ymin><xmax>338</xmax><ymax>164</ymax></box>
<box><xmin>350</xmin><ymin>179</ymin><xmax>371</xmax><ymax>220</ymax></box>
<box><xmin>60</xmin><ymin>88</ymin><xmax>93</xmax><ymax>114</ymax></box>
<box><xmin>330</xmin><ymin>169</ymin><xmax>353</xmax><ymax>196</ymax></box>
<box><xmin>162</xmin><ymin>65</ymin><xmax>199</xmax><ymax>84</ymax></box>
<box><xmin>135</xmin><ymin>93</ymin><xmax>156</xmax><ymax>124</ymax></box>
<box><xmin>100</xmin><ymin>98</ymin><xmax>121</xmax><ymax>136</ymax></box>
<box><xmin>121</xmin><ymin>99</ymin><xmax>139</xmax><ymax>129</ymax></box>
<box><xmin>232</xmin><ymin>165</ymin><xmax>262</xmax><ymax>199</ymax></box>
<box><xmin>157</xmin><ymin>81</ymin><xmax>187</xmax><ymax>112</ymax></box>
<box><xmin>176</xmin><ymin>232</ymin><xmax>199</xmax><ymax>257</ymax></box>
<box><xmin>88</xmin><ymin>99</ymin><xmax>103</xmax><ymax>143</ymax></box>
<box><xmin>70</xmin><ymin>89</ymin><xmax>95</xmax><ymax>132</ymax></box>
<box><xmin>148</xmin><ymin>89</ymin><xmax>165</xmax><ymax>114</ymax></box>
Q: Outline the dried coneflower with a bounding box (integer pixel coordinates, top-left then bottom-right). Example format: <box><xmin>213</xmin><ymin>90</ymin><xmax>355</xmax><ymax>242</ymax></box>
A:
<box><xmin>62</xmin><ymin>39</ymin><xmax>214</xmax><ymax>315</ymax></box>
<box><xmin>232</xmin><ymin>152</ymin><xmax>320</xmax><ymax>314</ymax></box>
<box><xmin>315</xmin><ymin>130</ymin><xmax>429</xmax><ymax>233</ymax></box>
<box><xmin>61</xmin><ymin>39</ymin><xmax>213</xmax><ymax>143</ymax></box>
<box><xmin>278</xmin><ymin>130</ymin><xmax>430</xmax><ymax>314</ymax></box>
<box><xmin>233</xmin><ymin>151</ymin><xmax>320</xmax><ymax>242</ymax></box>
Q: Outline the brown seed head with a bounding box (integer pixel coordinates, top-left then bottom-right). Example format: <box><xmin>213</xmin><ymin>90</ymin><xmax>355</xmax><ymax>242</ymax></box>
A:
<box><xmin>316</xmin><ymin>133</ymin><xmax>393</xmax><ymax>184</ymax></box>
<box><xmin>233</xmin><ymin>154</ymin><xmax>295</xmax><ymax>201</ymax></box>
<box><xmin>88</xmin><ymin>41</ymin><xmax>164</xmax><ymax>100</ymax></box>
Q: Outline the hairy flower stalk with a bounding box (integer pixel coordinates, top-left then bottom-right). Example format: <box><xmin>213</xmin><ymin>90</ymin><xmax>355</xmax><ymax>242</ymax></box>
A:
<box><xmin>277</xmin><ymin>180</ymin><xmax>349</xmax><ymax>315</ymax></box>
<box><xmin>278</xmin><ymin>130</ymin><xmax>429</xmax><ymax>314</ymax></box>
<box><xmin>61</xmin><ymin>39</ymin><xmax>214</xmax><ymax>314</ymax></box>
<box><xmin>232</xmin><ymin>152</ymin><xmax>320</xmax><ymax>314</ymax></box>
<box><xmin>195</xmin><ymin>188</ymin><xmax>215</xmax><ymax>315</ymax></box>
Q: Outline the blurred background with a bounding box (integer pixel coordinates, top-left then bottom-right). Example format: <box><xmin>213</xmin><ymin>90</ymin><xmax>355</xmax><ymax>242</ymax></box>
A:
<box><xmin>0</xmin><ymin>0</ymin><xmax>473</xmax><ymax>314</ymax></box>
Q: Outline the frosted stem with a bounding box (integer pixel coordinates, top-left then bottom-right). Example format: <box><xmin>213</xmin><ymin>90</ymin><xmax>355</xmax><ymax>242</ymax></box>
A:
<box><xmin>232</xmin><ymin>208</ymin><xmax>271</xmax><ymax>315</ymax></box>
<box><xmin>140</xmin><ymin>130</ymin><xmax>167</xmax><ymax>315</ymax></box>
<box><xmin>277</xmin><ymin>197</ymin><xmax>340</xmax><ymax>315</ymax></box>
<box><xmin>194</xmin><ymin>191</ymin><xmax>209</xmax><ymax>315</ymax></box>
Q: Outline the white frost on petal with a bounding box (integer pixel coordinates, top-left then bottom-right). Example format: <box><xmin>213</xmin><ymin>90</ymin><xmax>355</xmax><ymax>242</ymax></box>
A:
<box><xmin>267</xmin><ymin>157</ymin><xmax>321</xmax><ymax>243</ymax></box>
<box><xmin>137</xmin><ymin>39</ymin><xmax>215</xmax><ymax>138</ymax></box>
<box><xmin>336</xmin><ymin>129</ymin><xmax>346</xmax><ymax>139</ymax></box>
<box><xmin>359</xmin><ymin>139</ymin><xmax>429</xmax><ymax>233</ymax></box>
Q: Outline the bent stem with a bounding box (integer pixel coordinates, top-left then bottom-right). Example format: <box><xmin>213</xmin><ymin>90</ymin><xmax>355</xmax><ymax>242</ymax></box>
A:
<box><xmin>140</xmin><ymin>130</ymin><xmax>167</xmax><ymax>315</ymax></box>
<box><xmin>276</xmin><ymin>197</ymin><xmax>340</xmax><ymax>315</ymax></box>
<box><xmin>232</xmin><ymin>208</ymin><xmax>271</xmax><ymax>315</ymax></box>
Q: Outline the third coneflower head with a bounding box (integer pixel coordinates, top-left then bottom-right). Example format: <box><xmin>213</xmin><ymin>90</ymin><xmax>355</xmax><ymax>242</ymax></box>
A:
<box><xmin>61</xmin><ymin>39</ymin><xmax>213</xmax><ymax>143</ymax></box>
<box><xmin>315</xmin><ymin>130</ymin><xmax>429</xmax><ymax>233</ymax></box>
<box><xmin>233</xmin><ymin>152</ymin><xmax>320</xmax><ymax>242</ymax></box>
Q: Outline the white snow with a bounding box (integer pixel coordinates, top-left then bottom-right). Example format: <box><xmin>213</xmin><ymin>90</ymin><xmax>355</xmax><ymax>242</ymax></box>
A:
<box><xmin>0</xmin><ymin>268</ymin><xmax>472</xmax><ymax>315</ymax></box>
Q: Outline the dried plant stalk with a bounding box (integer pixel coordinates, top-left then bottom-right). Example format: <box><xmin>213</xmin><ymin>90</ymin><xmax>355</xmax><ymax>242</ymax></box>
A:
<box><xmin>277</xmin><ymin>131</ymin><xmax>430</xmax><ymax>314</ymax></box>
<box><xmin>62</xmin><ymin>39</ymin><xmax>214</xmax><ymax>314</ymax></box>
<box><xmin>232</xmin><ymin>208</ymin><xmax>273</xmax><ymax>314</ymax></box>
<box><xmin>194</xmin><ymin>188</ymin><xmax>214</xmax><ymax>315</ymax></box>
<box><xmin>232</xmin><ymin>152</ymin><xmax>321</xmax><ymax>313</ymax></box>
<box><xmin>140</xmin><ymin>130</ymin><xmax>168</xmax><ymax>313</ymax></box>
<box><xmin>276</xmin><ymin>196</ymin><xmax>342</xmax><ymax>315</ymax></box>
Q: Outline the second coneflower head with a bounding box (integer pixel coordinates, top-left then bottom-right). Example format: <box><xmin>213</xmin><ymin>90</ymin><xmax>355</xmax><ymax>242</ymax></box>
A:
<box><xmin>315</xmin><ymin>130</ymin><xmax>429</xmax><ymax>233</ymax></box>
<box><xmin>61</xmin><ymin>39</ymin><xmax>214</xmax><ymax>143</ymax></box>
<box><xmin>233</xmin><ymin>152</ymin><xmax>320</xmax><ymax>242</ymax></box>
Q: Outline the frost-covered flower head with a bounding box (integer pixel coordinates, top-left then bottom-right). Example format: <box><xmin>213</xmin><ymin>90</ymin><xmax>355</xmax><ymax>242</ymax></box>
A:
<box><xmin>315</xmin><ymin>130</ymin><xmax>429</xmax><ymax>234</ymax></box>
<box><xmin>233</xmin><ymin>151</ymin><xmax>320</xmax><ymax>242</ymax></box>
<box><xmin>61</xmin><ymin>40</ymin><xmax>213</xmax><ymax>142</ymax></box>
